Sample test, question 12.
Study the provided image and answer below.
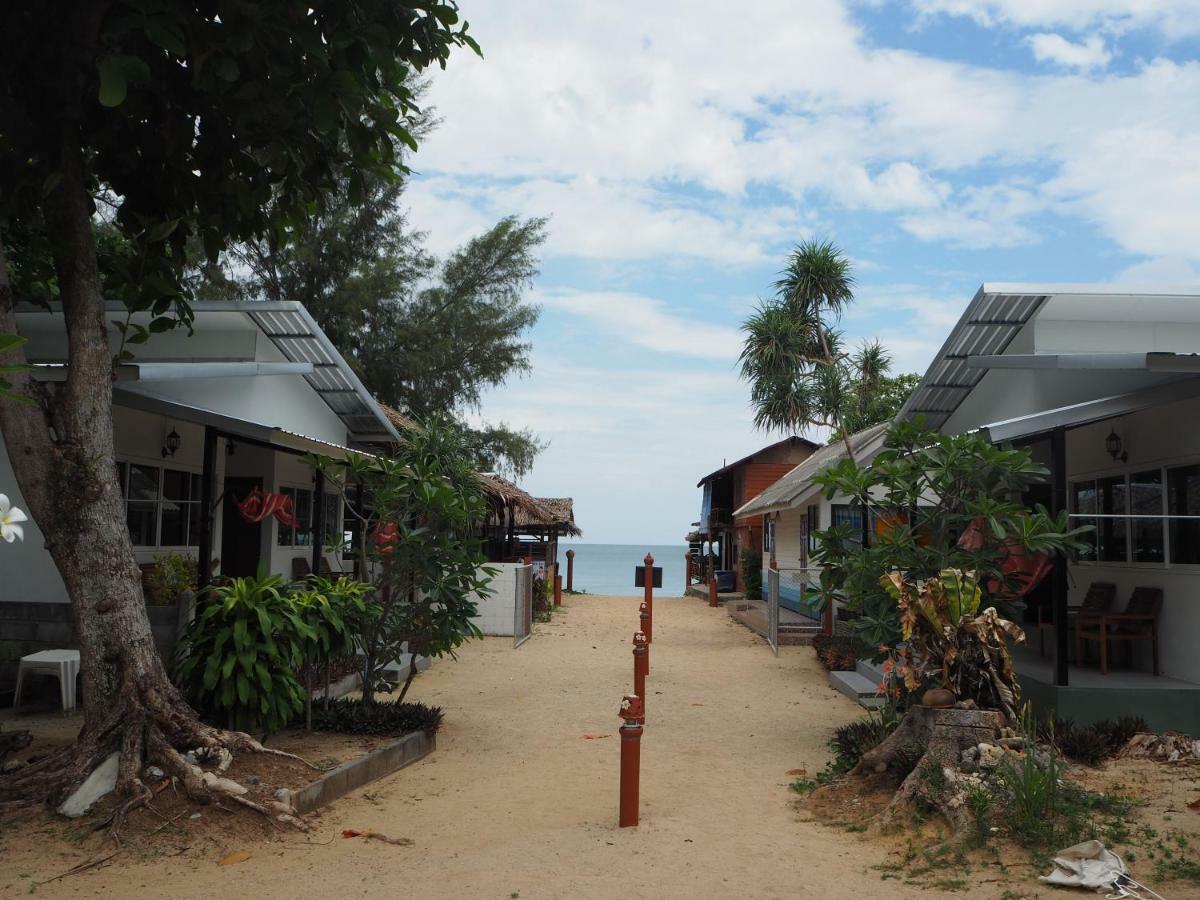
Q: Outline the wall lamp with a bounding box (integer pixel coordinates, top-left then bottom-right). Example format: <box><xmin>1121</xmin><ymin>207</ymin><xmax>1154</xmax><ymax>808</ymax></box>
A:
<box><xmin>161</xmin><ymin>426</ymin><xmax>181</xmax><ymax>459</ymax></box>
<box><xmin>1105</xmin><ymin>429</ymin><xmax>1128</xmax><ymax>464</ymax></box>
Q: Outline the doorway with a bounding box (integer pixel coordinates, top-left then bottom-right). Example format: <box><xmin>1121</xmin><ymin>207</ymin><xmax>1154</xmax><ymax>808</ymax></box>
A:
<box><xmin>221</xmin><ymin>476</ymin><xmax>263</xmax><ymax>578</ymax></box>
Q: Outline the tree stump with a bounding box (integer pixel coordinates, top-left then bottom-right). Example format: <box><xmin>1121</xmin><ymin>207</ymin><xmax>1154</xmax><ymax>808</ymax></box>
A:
<box><xmin>849</xmin><ymin>706</ymin><xmax>1005</xmax><ymax>833</ymax></box>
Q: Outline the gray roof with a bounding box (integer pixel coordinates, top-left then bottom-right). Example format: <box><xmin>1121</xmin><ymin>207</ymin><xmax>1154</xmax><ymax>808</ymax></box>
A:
<box><xmin>733</xmin><ymin>423</ymin><xmax>890</xmax><ymax>517</ymax></box>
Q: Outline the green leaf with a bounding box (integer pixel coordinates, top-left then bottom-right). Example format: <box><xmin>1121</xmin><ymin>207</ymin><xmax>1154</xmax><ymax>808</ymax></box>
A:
<box><xmin>0</xmin><ymin>334</ymin><xmax>27</xmax><ymax>355</ymax></box>
<box><xmin>97</xmin><ymin>55</ymin><xmax>127</xmax><ymax>107</ymax></box>
<box><xmin>236</xmin><ymin>673</ymin><xmax>251</xmax><ymax>705</ymax></box>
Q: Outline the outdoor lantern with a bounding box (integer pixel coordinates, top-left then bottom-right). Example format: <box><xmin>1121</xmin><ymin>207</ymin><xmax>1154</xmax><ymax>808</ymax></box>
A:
<box><xmin>1105</xmin><ymin>429</ymin><xmax>1128</xmax><ymax>463</ymax></box>
<box><xmin>161</xmin><ymin>427</ymin><xmax>181</xmax><ymax>459</ymax></box>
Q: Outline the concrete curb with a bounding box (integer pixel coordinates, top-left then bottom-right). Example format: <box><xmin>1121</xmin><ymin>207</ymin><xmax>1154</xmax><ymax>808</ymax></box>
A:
<box><xmin>287</xmin><ymin>730</ymin><xmax>435</xmax><ymax>815</ymax></box>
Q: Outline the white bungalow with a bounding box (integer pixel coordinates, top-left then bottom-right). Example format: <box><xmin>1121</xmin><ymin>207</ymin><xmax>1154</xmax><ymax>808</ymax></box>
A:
<box><xmin>898</xmin><ymin>284</ymin><xmax>1200</xmax><ymax>731</ymax></box>
<box><xmin>1</xmin><ymin>301</ymin><xmax>398</xmax><ymax>612</ymax></box>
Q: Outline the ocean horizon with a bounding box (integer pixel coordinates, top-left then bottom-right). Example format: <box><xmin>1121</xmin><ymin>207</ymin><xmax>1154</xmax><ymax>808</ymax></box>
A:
<box><xmin>559</xmin><ymin>543</ymin><xmax>688</xmax><ymax>597</ymax></box>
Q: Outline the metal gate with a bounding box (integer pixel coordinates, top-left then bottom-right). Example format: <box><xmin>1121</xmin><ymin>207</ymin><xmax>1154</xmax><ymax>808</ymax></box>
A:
<box><xmin>513</xmin><ymin>563</ymin><xmax>533</xmax><ymax>648</ymax></box>
<box><xmin>766</xmin><ymin>568</ymin><xmax>780</xmax><ymax>656</ymax></box>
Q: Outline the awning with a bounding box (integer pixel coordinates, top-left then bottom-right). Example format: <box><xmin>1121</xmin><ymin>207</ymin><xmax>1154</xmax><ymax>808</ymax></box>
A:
<box><xmin>979</xmin><ymin>376</ymin><xmax>1200</xmax><ymax>443</ymax></box>
<box><xmin>967</xmin><ymin>352</ymin><xmax>1200</xmax><ymax>373</ymax></box>
<box><xmin>114</xmin><ymin>388</ymin><xmax>375</xmax><ymax>461</ymax></box>
<box><xmin>35</xmin><ymin>361</ymin><xmax>314</xmax><ymax>381</ymax></box>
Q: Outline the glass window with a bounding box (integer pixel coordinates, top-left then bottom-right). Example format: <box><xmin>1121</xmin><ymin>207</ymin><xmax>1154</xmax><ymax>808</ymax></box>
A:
<box><xmin>1129</xmin><ymin>470</ymin><xmax>1164</xmax><ymax>563</ymax></box>
<box><xmin>277</xmin><ymin>486</ymin><xmax>314</xmax><ymax>548</ymax></box>
<box><xmin>127</xmin><ymin>464</ymin><xmax>160</xmax><ymax>546</ymax></box>
<box><xmin>1169</xmin><ymin>464</ymin><xmax>1200</xmax><ymax>564</ymax></box>
<box><xmin>1097</xmin><ymin>475</ymin><xmax>1127</xmax><ymax>562</ymax></box>
<box><xmin>1071</xmin><ymin>480</ymin><xmax>1098</xmax><ymax>562</ymax></box>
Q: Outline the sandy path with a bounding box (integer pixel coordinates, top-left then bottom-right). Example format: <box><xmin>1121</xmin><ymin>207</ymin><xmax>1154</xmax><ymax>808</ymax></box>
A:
<box><xmin>17</xmin><ymin>595</ymin><xmax>945</xmax><ymax>899</ymax></box>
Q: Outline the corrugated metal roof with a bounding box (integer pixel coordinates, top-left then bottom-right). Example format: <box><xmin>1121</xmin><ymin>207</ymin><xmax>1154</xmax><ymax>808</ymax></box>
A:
<box><xmin>733</xmin><ymin>423</ymin><xmax>890</xmax><ymax>517</ymax></box>
<box><xmin>898</xmin><ymin>287</ymin><xmax>1048</xmax><ymax>432</ymax></box>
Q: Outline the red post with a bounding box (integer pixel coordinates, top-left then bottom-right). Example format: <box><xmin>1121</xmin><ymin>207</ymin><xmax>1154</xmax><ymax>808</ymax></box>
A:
<box><xmin>684</xmin><ymin>552</ymin><xmax>690</xmax><ymax>594</ymax></box>
<box><xmin>708</xmin><ymin>574</ymin><xmax>718</xmax><ymax>608</ymax></box>
<box><xmin>632</xmin><ymin>632</ymin><xmax>647</xmax><ymax>723</ymax></box>
<box><xmin>565</xmin><ymin>549</ymin><xmax>575</xmax><ymax>592</ymax></box>
<box><xmin>619</xmin><ymin>694</ymin><xmax>644</xmax><ymax>827</ymax></box>
<box><xmin>553</xmin><ymin>574</ymin><xmax>563</xmax><ymax>606</ymax></box>
<box><xmin>639</xmin><ymin>604</ymin><xmax>651</xmax><ymax>674</ymax></box>
<box><xmin>643</xmin><ymin>553</ymin><xmax>654</xmax><ymax>643</ymax></box>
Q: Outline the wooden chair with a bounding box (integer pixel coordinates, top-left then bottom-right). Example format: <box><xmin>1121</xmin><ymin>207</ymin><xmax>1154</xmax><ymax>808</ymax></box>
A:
<box><xmin>1036</xmin><ymin>581</ymin><xmax>1115</xmax><ymax>657</ymax></box>
<box><xmin>291</xmin><ymin>557</ymin><xmax>312</xmax><ymax>579</ymax></box>
<box><xmin>1075</xmin><ymin>586</ymin><xmax>1163</xmax><ymax>675</ymax></box>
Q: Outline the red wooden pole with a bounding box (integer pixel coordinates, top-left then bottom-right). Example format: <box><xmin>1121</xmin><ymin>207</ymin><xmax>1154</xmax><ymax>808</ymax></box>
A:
<box><xmin>565</xmin><ymin>549</ymin><xmax>575</xmax><ymax>592</ymax></box>
<box><xmin>639</xmin><ymin>604</ymin><xmax>651</xmax><ymax>674</ymax></box>
<box><xmin>684</xmin><ymin>552</ymin><xmax>689</xmax><ymax>594</ymax></box>
<box><xmin>632</xmin><ymin>632</ymin><xmax>647</xmax><ymax>723</ymax></box>
<box><xmin>618</xmin><ymin>694</ymin><xmax>644</xmax><ymax>827</ymax></box>
<box><xmin>553</xmin><ymin>574</ymin><xmax>563</xmax><ymax>606</ymax></box>
<box><xmin>708</xmin><ymin>573</ymin><xmax>718</xmax><ymax>608</ymax></box>
<box><xmin>643</xmin><ymin>552</ymin><xmax>654</xmax><ymax>643</ymax></box>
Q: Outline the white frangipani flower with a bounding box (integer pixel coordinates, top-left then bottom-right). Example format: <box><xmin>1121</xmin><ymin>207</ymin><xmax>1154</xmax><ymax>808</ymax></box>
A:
<box><xmin>0</xmin><ymin>493</ymin><xmax>28</xmax><ymax>543</ymax></box>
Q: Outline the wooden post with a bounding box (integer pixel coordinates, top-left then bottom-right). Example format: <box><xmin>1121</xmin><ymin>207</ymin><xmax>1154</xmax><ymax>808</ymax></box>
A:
<box><xmin>632</xmin><ymin>633</ymin><xmax>647</xmax><ymax>723</ymax></box>
<box><xmin>565</xmin><ymin>548</ymin><xmax>575</xmax><ymax>591</ymax></box>
<box><xmin>643</xmin><ymin>553</ymin><xmax>654</xmax><ymax>644</ymax></box>
<box><xmin>553</xmin><ymin>574</ymin><xmax>562</xmax><ymax>607</ymax></box>
<box><xmin>684</xmin><ymin>552</ymin><xmax>690</xmax><ymax>593</ymax></box>
<box><xmin>196</xmin><ymin>426</ymin><xmax>218</xmax><ymax>596</ymax></box>
<box><xmin>618</xmin><ymin>694</ymin><xmax>644</xmax><ymax>827</ymax></box>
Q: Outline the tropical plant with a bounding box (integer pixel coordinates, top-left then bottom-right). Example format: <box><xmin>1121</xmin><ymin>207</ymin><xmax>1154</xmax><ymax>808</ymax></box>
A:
<box><xmin>811</xmin><ymin>418</ymin><xmax>1092</xmax><ymax>666</ymax></box>
<box><xmin>0</xmin><ymin>334</ymin><xmax>31</xmax><ymax>401</ymax></box>
<box><xmin>740</xmin><ymin>548</ymin><xmax>763</xmax><ymax>603</ymax></box>
<box><xmin>176</xmin><ymin>572</ymin><xmax>311</xmax><ymax>736</ymax></box>
<box><xmin>144</xmin><ymin>552</ymin><xmax>197</xmax><ymax>606</ymax></box>
<box><xmin>318</xmin><ymin>419</ymin><xmax>493</xmax><ymax>705</ymax></box>
<box><xmin>739</xmin><ymin>240</ymin><xmax>911</xmax><ymax>458</ymax></box>
<box><xmin>312</xmin><ymin>698</ymin><xmax>443</xmax><ymax>737</ymax></box>
<box><xmin>292</xmin><ymin>576</ymin><xmax>373</xmax><ymax>729</ymax></box>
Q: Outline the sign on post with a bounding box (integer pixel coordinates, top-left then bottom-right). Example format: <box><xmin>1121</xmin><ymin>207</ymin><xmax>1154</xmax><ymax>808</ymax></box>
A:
<box><xmin>633</xmin><ymin>567</ymin><xmax>663</xmax><ymax>588</ymax></box>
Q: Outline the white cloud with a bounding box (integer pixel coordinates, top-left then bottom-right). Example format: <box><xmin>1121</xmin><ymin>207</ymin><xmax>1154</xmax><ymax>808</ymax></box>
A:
<box><xmin>538</xmin><ymin>289</ymin><xmax>744</xmax><ymax>360</ymax></box>
<box><xmin>900</xmin><ymin>183</ymin><xmax>1044</xmax><ymax>248</ymax></box>
<box><xmin>1027</xmin><ymin>33</ymin><xmax>1112</xmax><ymax>70</ymax></box>
<box><xmin>911</xmin><ymin>0</ymin><xmax>1200</xmax><ymax>38</ymax></box>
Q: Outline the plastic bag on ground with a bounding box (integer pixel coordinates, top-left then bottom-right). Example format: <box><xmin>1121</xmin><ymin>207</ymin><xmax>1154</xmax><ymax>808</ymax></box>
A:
<box><xmin>1039</xmin><ymin>840</ymin><xmax>1126</xmax><ymax>890</ymax></box>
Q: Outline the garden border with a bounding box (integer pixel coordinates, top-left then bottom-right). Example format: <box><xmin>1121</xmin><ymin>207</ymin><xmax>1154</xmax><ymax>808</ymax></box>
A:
<box><xmin>285</xmin><ymin>730</ymin><xmax>435</xmax><ymax>815</ymax></box>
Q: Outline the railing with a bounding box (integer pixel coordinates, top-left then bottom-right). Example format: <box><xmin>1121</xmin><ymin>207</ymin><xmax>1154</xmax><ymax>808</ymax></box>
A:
<box><xmin>766</xmin><ymin>568</ymin><xmax>780</xmax><ymax>656</ymax></box>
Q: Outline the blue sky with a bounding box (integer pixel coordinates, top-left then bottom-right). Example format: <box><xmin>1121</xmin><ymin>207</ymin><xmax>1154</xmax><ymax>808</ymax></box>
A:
<box><xmin>405</xmin><ymin>0</ymin><xmax>1200</xmax><ymax>544</ymax></box>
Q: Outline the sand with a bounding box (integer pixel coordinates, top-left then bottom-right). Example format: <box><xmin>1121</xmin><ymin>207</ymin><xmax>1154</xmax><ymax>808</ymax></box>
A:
<box><xmin>3</xmin><ymin>593</ymin><xmax>1146</xmax><ymax>899</ymax></box>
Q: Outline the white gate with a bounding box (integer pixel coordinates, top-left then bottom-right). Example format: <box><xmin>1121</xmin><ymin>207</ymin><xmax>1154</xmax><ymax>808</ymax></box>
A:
<box><xmin>513</xmin><ymin>563</ymin><xmax>533</xmax><ymax>648</ymax></box>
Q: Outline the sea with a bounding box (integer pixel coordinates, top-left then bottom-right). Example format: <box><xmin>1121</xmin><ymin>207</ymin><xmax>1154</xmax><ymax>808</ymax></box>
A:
<box><xmin>559</xmin><ymin>543</ymin><xmax>688</xmax><ymax>597</ymax></box>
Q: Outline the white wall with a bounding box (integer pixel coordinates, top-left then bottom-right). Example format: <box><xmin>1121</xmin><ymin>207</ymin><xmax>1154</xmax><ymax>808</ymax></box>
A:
<box><xmin>470</xmin><ymin>562</ymin><xmax>521</xmax><ymax>636</ymax></box>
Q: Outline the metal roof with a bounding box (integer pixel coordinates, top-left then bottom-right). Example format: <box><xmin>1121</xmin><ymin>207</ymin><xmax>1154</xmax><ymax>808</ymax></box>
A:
<box><xmin>238</xmin><ymin>304</ymin><xmax>399</xmax><ymax>442</ymax></box>
<box><xmin>733</xmin><ymin>423</ymin><xmax>890</xmax><ymax>517</ymax></box>
<box><xmin>898</xmin><ymin>286</ymin><xmax>1048</xmax><ymax>432</ymax></box>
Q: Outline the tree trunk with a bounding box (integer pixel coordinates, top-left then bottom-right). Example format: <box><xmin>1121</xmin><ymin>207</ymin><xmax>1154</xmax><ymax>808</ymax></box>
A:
<box><xmin>0</xmin><ymin>131</ymin><xmax>309</xmax><ymax>821</ymax></box>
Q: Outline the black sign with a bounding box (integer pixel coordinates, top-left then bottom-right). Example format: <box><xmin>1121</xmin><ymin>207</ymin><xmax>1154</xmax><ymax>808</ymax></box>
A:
<box><xmin>634</xmin><ymin>566</ymin><xmax>663</xmax><ymax>588</ymax></box>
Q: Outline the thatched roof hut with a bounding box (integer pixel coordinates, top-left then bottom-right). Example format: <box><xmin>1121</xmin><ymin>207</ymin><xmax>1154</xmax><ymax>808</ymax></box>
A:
<box><xmin>478</xmin><ymin>473</ymin><xmax>554</xmax><ymax>522</ymax></box>
<box><xmin>515</xmin><ymin>497</ymin><xmax>582</xmax><ymax>537</ymax></box>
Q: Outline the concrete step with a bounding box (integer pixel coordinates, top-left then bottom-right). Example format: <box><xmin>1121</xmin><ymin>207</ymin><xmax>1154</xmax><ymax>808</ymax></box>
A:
<box><xmin>856</xmin><ymin>657</ymin><xmax>886</xmax><ymax>683</ymax></box>
<box><xmin>829</xmin><ymin>669</ymin><xmax>885</xmax><ymax>709</ymax></box>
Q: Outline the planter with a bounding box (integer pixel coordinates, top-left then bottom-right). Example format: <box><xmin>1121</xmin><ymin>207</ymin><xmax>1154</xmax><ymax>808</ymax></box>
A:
<box><xmin>285</xmin><ymin>730</ymin><xmax>435</xmax><ymax>815</ymax></box>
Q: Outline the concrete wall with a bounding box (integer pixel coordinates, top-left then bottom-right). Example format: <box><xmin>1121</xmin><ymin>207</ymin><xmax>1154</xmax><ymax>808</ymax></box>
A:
<box><xmin>470</xmin><ymin>562</ymin><xmax>521</xmax><ymax>636</ymax></box>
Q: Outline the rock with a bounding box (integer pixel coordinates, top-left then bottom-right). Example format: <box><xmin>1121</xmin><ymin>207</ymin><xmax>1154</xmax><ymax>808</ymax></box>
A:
<box><xmin>189</xmin><ymin>812</ymin><xmax>202</xmax><ymax>820</ymax></box>
<box><xmin>959</xmin><ymin>759</ymin><xmax>979</xmax><ymax>774</ymax></box>
<box><xmin>245</xmin><ymin>774</ymin><xmax>260</xmax><ymax>786</ymax></box>
<box><xmin>954</xmin><ymin>699</ymin><xmax>978</xmax><ymax>710</ymax></box>
<box><xmin>977</xmin><ymin>743</ymin><xmax>1005</xmax><ymax>769</ymax></box>
<box><xmin>58</xmin><ymin>752</ymin><xmax>120</xmax><ymax>818</ymax></box>
<box><xmin>961</xmin><ymin>746</ymin><xmax>980</xmax><ymax>763</ymax></box>
<box><xmin>273</xmin><ymin>787</ymin><xmax>292</xmax><ymax>803</ymax></box>
<box><xmin>143</xmin><ymin>765</ymin><xmax>166</xmax><ymax>781</ymax></box>
<box><xmin>997</xmin><ymin>737</ymin><xmax>1025</xmax><ymax>750</ymax></box>
<box><xmin>1</xmin><ymin>759</ymin><xmax>27</xmax><ymax>774</ymax></box>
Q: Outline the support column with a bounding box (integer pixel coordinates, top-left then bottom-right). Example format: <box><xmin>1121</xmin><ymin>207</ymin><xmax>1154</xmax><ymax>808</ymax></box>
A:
<box><xmin>1051</xmin><ymin>426</ymin><xmax>1070</xmax><ymax>687</ymax></box>
<box><xmin>196</xmin><ymin>426</ymin><xmax>218</xmax><ymax>596</ymax></box>
<box><xmin>566</xmin><ymin>548</ymin><xmax>575</xmax><ymax>591</ymax></box>
<box><xmin>311</xmin><ymin>467</ymin><xmax>326</xmax><ymax>576</ymax></box>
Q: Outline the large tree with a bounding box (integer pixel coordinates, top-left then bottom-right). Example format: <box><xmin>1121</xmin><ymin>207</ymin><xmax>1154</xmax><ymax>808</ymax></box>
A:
<box><xmin>198</xmin><ymin>155</ymin><xmax>548</xmax><ymax>477</ymax></box>
<box><xmin>0</xmin><ymin>0</ymin><xmax>477</xmax><ymax>815</ymax></box>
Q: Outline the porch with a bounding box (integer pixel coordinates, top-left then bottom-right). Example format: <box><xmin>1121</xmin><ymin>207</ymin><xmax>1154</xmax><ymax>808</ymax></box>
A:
<box><xmin>1011</xmin><ymin>643</ymin><xmax>1200</xmax><ymax>733</ymax></box>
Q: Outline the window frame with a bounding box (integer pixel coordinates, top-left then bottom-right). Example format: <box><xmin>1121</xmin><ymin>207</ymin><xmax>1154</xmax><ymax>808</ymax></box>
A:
<box><xmin>116</xmin><ymin>456</ymin><xmax>203</xmax><ymax>550</ymax></box>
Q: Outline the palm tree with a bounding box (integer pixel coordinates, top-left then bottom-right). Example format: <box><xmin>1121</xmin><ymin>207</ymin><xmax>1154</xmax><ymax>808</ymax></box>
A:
<box><xmin>740</xmin><ymin>239</ymin><xmax>862</xmax><ymax>458</ymax></box>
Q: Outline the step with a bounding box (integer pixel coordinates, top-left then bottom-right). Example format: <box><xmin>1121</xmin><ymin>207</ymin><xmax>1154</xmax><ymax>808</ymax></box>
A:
<box><xmin>828</xmin><ymin>670</ymin><xmax>886</xmax><ymax>709</ymax></box>
<box><xmin>856</xmin><ymin>657</ymin><xmax>886</xmax><ymax>683</ymax></box>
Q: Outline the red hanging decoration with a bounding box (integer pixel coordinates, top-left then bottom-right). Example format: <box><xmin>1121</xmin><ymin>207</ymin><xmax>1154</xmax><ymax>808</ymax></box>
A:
<box><xmin>370</xmin><ymin>521</ymin><xmax>399</xmax><ymax>556</ymax></box>
<box><xmin>958</xmin><ymin>516</ymin><xmax>1052</xmax><ymax>599</ymax></box>
<box><xmin>234</xmin><ymin>487</ymin><xmax>300</xmax><ymax>529</ymax></box>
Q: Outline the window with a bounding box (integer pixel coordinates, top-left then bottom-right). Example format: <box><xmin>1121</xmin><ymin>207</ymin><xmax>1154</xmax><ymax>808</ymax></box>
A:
<box><xmin>116</xmin><ymin>462</ymin><xmax>202</xmax><ymax>547</ymax></box>
<box><xmin>1169</xmin><ymin>464</ymin><xmax>1200</xmax><ymax>564</ymax></box>
<box><xmin>1072</xmin><ymin>476</ymin><xmax>1127</xmax><ymax>562</ymax></box>
<box><xmin>1129</xmin><ymin>470</ymin><xmax>1164</xmax><ymax>563</ymax></box>
<box><xmin>277</xmin><ymin>487</ymin><xmax>313</xmax><ymax>548</ymax></box>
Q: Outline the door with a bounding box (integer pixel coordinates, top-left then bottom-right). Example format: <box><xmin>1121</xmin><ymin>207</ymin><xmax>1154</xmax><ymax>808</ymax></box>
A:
<box><xmin>221</xmin><ymin>476</ymin><xmax>263</xmax><ymax>578</ymax></box>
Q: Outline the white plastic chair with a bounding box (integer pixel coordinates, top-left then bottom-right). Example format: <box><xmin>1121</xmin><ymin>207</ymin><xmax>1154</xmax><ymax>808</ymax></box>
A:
<box><xmin>13</xmin><ymin>649</ymin><xmax>80</xmax><ymax>713</ymax></box>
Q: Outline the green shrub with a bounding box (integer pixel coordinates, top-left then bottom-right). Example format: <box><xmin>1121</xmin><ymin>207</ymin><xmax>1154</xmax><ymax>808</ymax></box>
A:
<box><xmin>311</xmin><ymin>698</ymin><xmax>444</xmax><ymax>736</ymax></box>
<box><xmin>811</xmin><ymin>634</ymin><xmax>871</xmax><ymax>671</ymax></box>
<box><xmin>176</xmin><ymin>572</ymin><xmax>311</xmax><ymax>735</ymax></box>
<box><xmin>144</xmin><ymin>551</ymin><xmax>196</xmax><ymax>605</ymax></box>
<box><xmin>1092</xmin><ymin>715</ymin><xmax>1149</xmax><ymax>750</ymax></box>
<box><xmin>1043</xmin><ymin>715</ymin><xmax>1150</xmax><ymax>765</ymax></box>
<box><xmin>831</xmin><ymin>714</ymin><xmax>894</xmax><ymax>769</ymax></box>
<box><xmin>740</xmin><ymin>549</ymin><xmax>762</xmax><ymax>602</ymax></box>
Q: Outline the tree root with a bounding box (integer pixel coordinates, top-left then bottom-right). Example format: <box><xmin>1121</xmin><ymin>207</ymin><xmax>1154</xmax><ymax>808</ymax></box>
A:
<box><xmin>0</xmin><ymin>674</ymin><xmax>313</xmax><ymax>837</ymax></box>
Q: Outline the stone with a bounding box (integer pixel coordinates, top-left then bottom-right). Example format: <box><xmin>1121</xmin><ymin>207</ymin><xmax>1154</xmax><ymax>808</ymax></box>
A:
<box><xmin>57</xmin><ymin>752</ymin><xmax>120</xmax><ymax>818</ymax></box>
<box><xmin>143</xmin><ymin>765</ymin><xmax>166</xmax><ymax>781</ymax></box>
<box><xmin>1</xmin><ymin>759</ymin><xmax>27</xmax><ymax>774</ymax></box>
<box><xmin>961</xmin><ymin>746</ymin><xmax>980</xmax><ymax>763</ymax></box>
<box><xmin>997</xmin><ymin>737</ymin><xmax>1025</xmax><ymax>750</ymax></box>
<box><xmin>977</xmin><ymin>743</ymin><xmax>1005</xmax><ymax>769</ymax></box>
<box><xmin>273</xmin><ymin>787</ymin><xmax>292</xmax><ymax>803</ymax></box>
<box><xmin>959</xmin><ymin>759</ymin><xmax>979</xmax><ymax>774</ymax></box>
<box><xmin>245</xmin><ymin>774</ymin><xmax>260</xmax><ymax>786</ymax></box>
